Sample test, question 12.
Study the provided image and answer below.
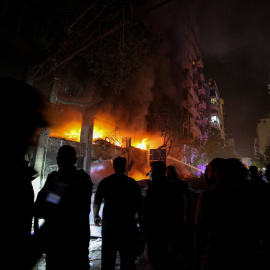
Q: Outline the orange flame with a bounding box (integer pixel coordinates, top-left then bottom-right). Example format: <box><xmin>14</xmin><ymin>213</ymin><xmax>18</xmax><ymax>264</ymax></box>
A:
<box><xmin>133</xmin><ymin>138</ymin><xmax>147</xmax><ymax>150</ymax></box>
<box><xmin>49</xmin><ymin>121</ymin><xmax>81</xmax><ymax>142</ymax></box>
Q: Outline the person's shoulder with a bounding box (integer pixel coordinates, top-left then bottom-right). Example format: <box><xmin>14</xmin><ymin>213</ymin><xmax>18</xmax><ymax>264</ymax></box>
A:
<box><xmin>126</xmin><ymin>175</ymin><xmax>137</xmax><ymax>182</ymax></box>
<box><xmin>76</xmin><ymin>169</ymin><xmax>90</xmax><ymax>179</ymax></box>
<box><xmin>103</xmin><ymin>174</ymin><xmax>115</xmax><ymax>181</ymax></box>
<box><xmin>125</xmin><ymin>175</ymin><xmax>141</xmax><ymax>186</ymax></box>
<box><xmin>98</xmin><ymin>174</ymin><xmax>114</xmax><ymax>185</ymax></box>
<box><xmin>178</xmin><ymin>178</ymin><xmax>188</xmax><ymax>185</ymax></box>
<box><xmin>46</xmin><ymin>171</ymin><xmax>58</xmax><ymax>182</ymax></box>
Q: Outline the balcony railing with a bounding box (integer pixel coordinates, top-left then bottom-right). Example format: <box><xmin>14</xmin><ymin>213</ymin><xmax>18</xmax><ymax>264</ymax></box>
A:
<box><xmin>189</xmin><ymin>105</ymin><xmax>200</xmax><ymax>118</ymax></box>
<box><xmin>182</xmin><ymin>61</ymin><xmax>192</xmax><ymax>70</ymax></box>
<box><xmin>199</xmin><ymin>98</ymin><xmax>207</xmax><ymax>110</ymax></box>
<box><xmin>196</xmin><ymin>59</ymin><xmax>204</xmax><ymax>69</ymax></box>
<box><xmin>193</xmin><ymin>78</ymin><xmax>199</xmax><ymax>88</ymax></box>
<box><xmin>183</xmin><ymin>114</ymin><xmax>189</xmax><ymax>127</ymax></box>
<box><xmin>190</xmin><ymin>123</ymin><xmax>201</xmax><ymax>135</ymax></box>
<box><xmin>183</xmin><ymin>78</ymin><xmax>193</xmax><ymax>88</ymax></box>
<box><xmin>198</xmin><ymin>86</ymin><xmax>206</xmax><ymax>96</ymax></box>
<box><xmin>210</xmin><ymin>103</ymin><xmax>219</xmax><ymax>112</ymax></box>
<box><xmin>183</xmin><ymin>93</ymin><xmax>194</xmax><ymax>108</ymax></box>
<box><xmin>188</xmin><ymin>87</ymin><xmax>199</xmax><ymax>103</ymax></box>
<box><xmin>200</xmin><ymin>115</ymin><xmax>208</xmax><ymax>125</ymax></box>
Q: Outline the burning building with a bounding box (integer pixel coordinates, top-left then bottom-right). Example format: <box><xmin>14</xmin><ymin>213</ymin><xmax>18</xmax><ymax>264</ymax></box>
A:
<box><xmin>23</xmin><ymin>1</ymin><xmax>209</xmax><ymax>195</ymax></box>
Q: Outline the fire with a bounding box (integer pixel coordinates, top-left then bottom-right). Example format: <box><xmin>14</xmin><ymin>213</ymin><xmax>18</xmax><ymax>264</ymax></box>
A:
<box><xmin>49</xmin><ymin>121</ymin><xmax>81</xmax><ymax>142</ymax></box>
<box><xmin>133</xmin><ymin>138</ymin><xmax>147</xmax><ymax>150</ymax></box>
<box><xmin>64</xmin><ymin>129</ymin><xmax>80</xmax><ymax>141</ymax></box>
<box><xmin>93</xmin><ymin>126</ymin><xmax>105</xmax><ymax>140</ymax></box>
<box><xmin>130</xmin><ymin>171</ymin><xmax>149</xmax><ymax>181</ymax></box>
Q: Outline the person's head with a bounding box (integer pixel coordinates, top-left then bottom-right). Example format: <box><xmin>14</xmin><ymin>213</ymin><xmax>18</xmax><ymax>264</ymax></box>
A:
<box><xmin>57</xmin><ymin>145</ymin><xmax>77</xmax><ymax>171</ymax></box>
<box><xmin>249</xmin><ymin>166</ymin><xmax>258</xmax><ymax>178</ymax></box>
<box><xmin>166</xmin><ymin>165</ymin><xmax>178</xmax><ymax>180</ymax></box>
<box><xmin>226</xmin><ymin>158</ymin><xmax>248</xmax><ymax>184</ymax></box>
<box><xmin>151</xmin><ymin>161</ymin><xmax>166</xmax><ymax>180</ymax></box>
<box><xmin>266</xmin><ymin>164</ymin><xmax>270</xmax><ymax>181</ymax></box>
<box><xmin>205</xmin><ymin>158</ymin><xmax>227</xmax><ymax>187</ymax></box>
<box><xmin>0</xmin><ymin>76</ymin><xmax>48</xmax><ymax>164</ymax></box>
<box><xmin>113</xmin><ymin>156</ymin><xmax>126</xmax><ymax>173</ymax></box>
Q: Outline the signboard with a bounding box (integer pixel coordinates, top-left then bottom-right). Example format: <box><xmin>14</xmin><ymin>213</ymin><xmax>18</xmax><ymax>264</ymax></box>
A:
<box><xmin>149</xmin><ymin>148</ymin><xmax>166</xmax><ymax>166</ymax></box>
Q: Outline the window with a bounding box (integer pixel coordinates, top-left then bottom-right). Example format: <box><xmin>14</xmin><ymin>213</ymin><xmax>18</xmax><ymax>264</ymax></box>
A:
<box><xmin>211</xmin><ymin>115</ymin><xmax>217</xmax><ymax>122</ymax></box>
<box><xmin>211</xmin><ymin>115</ymin><xmax>220</xmax><ymax>126</ymax></box>
<box><xmin>209</xmin><ymin>89</ymin><xmax>216</xmax><ymax>96</ymax></box>
<box><xmin>211</xmin><ymin>98</ymin><xmax>216</xmax><ymax>104</ymax></box>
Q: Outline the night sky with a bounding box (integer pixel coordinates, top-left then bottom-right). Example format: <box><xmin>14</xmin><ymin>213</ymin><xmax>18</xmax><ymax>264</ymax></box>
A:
<box><xmin>194</xmin><ymin>0</ymin><xmax>270</xmax><ymax>157</ymax></box>
<box><xmin>2</xmin><ymin>0</ymin><xmax>270</xmax><ymax>158</ymax></box>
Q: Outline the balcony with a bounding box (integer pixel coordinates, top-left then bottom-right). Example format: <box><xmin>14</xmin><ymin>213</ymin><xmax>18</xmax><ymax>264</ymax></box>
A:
<box><xmin>183</xmin><ymin>93</ymin><xmax>194</xmax><ymax>108</ymax></box>
<box><xmin>183</xmin><ymin>77</ymin><xmax>193</xmax><ymax>88</ymax></box>
<box><xmin>190</xmin><ymin>123</ymin><xmax>201</xmax><ymax>135</ymax></box>
<box><xmin>198</xmin><ymin>71</ymin><xmax>205</xmax><ymax>82</ymax></box>
<box><xmin>181</xmin><ymin>61</ymin><xmax>192</xmax><ymax>70</ymax></box>
<box><xmin>198</xmin><ymin>86</ymin><xmax>206</xmax><ymax>96</ymax></box>
<box><xmin>183</xmin><ymin>114</ymin><xmax>189</xmax><ymax>128</ymax></box>
<box><xmin>188</xmin><ymin>87</ymin><xmax>200</xmax><ymax>103</ymax></box>
<box><xmin>193</xmin><ymin>78</ymin><xmax>199</xmax><ymax>89</ymax></box>
<box><xmin>200</xmin><ymin>115</ymin><xmax>208</xmax><ymax>125</ymax></box>
<box><xmin>189</xmin><ymin>116</ymin><xmax>195</xmax><ymax>127</ymax></box>
<box><xmin>199</xmin><ymin>98</ymin><xmax>207</xmax><ymax>110</ymax></box>
<box><xmin>189</xmin><ymin>105</ymin><xmax>200</xmax><ymax>119</ymax></box>
<box><xmin>196</xmin><ymin>59</ymin><xmax>204</xmax><ymax>69</ymax></box>
<box><xmin>210</xmin><ymin>103</ymin><xmax>219</xmax><ymax>112</ymax></box>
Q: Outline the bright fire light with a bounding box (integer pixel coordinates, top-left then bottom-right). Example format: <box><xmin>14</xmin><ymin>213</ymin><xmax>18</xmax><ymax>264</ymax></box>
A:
<box><xmin>93</xmin><ymin>126</ymin><xmax>105</xmax><ymax>139</ymax></box>
<box><xmin>64</xmin><ymin>129</ymin><xmax>80</xmax><ymax>141</ymax></box>
<box><xmin>49</xmin><ymin>122</ymin><xmax>81</xmax><ymax>142</ymax></box>
<box><xmin>133</xmin><ymin>138</ymin><xmax>147</xmax><ymax>150</ymax></box>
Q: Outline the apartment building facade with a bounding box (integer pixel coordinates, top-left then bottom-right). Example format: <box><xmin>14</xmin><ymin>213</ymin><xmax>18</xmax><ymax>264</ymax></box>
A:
<box><xmin>181</xmin><ymin>20</ymin><xmax>209</xmax><ymax>148</ymax></box>
<box><xmin>254</xmin><ymin>114</ymin><xmax>270</xmax><ymax>155</ymax></box>
<box><xmin>206</xmin><ymin>78</ymin><xmax>226</xmax><ymax>139</ymax></box>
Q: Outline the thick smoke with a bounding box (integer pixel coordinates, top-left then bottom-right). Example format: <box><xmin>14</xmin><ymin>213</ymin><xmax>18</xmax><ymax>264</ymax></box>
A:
<box><xmin>44</xmin><ymin>1</ymin><xmax>196</xmax><ymax>147</ymax></box>
<box><xmin>92</xmin><ymin>0</ymin><xmax>192</xmax><ymax>137</ymax></box>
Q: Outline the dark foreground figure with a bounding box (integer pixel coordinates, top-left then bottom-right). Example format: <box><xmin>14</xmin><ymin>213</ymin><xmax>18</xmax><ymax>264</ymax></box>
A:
<box><xmin>166</xmin><ymin>165</ymin><xmax>192</xmax><ymax>268</ymax></box>
<box><xmin>0</xmin><ymin>77</ymin><xmax>47</xmax><ymax>269</ymax></box>
<box><xmin>194</xmin><ymin>158</ymin><xmax>255</xmax><ymax>270</ymax></box>
<box><xmin>143</xmin><ymin>161</ymin><xmax>172</xmax><ymax>270</ymax></box>
<box><xmin>93</xmin><ymin>156</ymin><xmax>144</xmax><ymax>270</ymax></box>
<box><xmin>35</xmin><ymin>145</ymin><xmax>93</xmax><ymax>270</ymax></box>
<box><xmin>249</xmin><ymin>165</ymin><xmax>270</xmax><ymax>269</ymax></box>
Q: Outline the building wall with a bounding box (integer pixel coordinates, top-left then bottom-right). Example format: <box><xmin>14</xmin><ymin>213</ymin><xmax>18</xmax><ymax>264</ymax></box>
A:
<box><xmin>255</xmin><ymin>115</ymin><xmax>270</xmax><ymax>155</ymax></box>
<box><xmin>207</xmin><ymin>78</ymin><xmax>225</xmax><ymax>139</ymax></box>
<box><xmin>181</xmin><ymin>18</ymin><xmax>208</xmax><ymax>147</ymax></box>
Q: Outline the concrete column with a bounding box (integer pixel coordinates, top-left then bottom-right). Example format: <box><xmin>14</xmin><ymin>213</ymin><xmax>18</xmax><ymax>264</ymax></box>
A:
<box><xmin>32</xmin><ymin>128</ymin><xmax>50</xmax><ymax>196</ymax></box>
<box><xmin>80</xmin><ymin>109</ymin><xmax>95</xmax><ymax>175</ymax></box>
<box><xmin>50</xmin><ymin>73</ymin><xmax>61</xmax><ymax>105</ymax></box>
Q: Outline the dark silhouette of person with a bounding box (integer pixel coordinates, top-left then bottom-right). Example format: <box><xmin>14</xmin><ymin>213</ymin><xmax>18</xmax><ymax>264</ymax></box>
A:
<box><xmin>0</xmin><ymin>77</ymin><xmax>48</xmax><ymax>269</ymax></box>
<box><xmin>93</xmin><ymin>156</ymin><xmax>144</xmax><ymax>270</ymax></box>
<box><xmin>143</xmin><ymin>161</ymin><xmax>172</xmax><ymax>270</ymax></box>
<box><xmin>194</xmin><ymin>158</ymin><xmax>254</xmax><ymax>270</ymax></box>
<box><xmin>266</xmin><ymin>163</ymin><xmax>270</xmax><ymax>183</ymax></box>
<box><xmin>248</xmin><ymin>165</ymin><xmax>270</xmax><ymax>268</ymax></box>
<box><xmin>166</xmin><ymin>165</ymin><xmax>191</xmax><ymax>268</ymax></box>
<box><xmin>34</xmin><ymin>145</ymin><xmax>93</xmax><ymax>270</ymax></box>
<box><xmin>249</xmin><ymin>165</ymin><xmax>265</xmax><ymax>183</ymax></box>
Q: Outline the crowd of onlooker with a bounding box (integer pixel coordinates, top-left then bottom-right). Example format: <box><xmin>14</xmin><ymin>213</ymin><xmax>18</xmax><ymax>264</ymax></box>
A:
<box><xmin>2</xmin><ymin>76</ymin><xmax>270</xmax><ymax>270</ymax></box>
